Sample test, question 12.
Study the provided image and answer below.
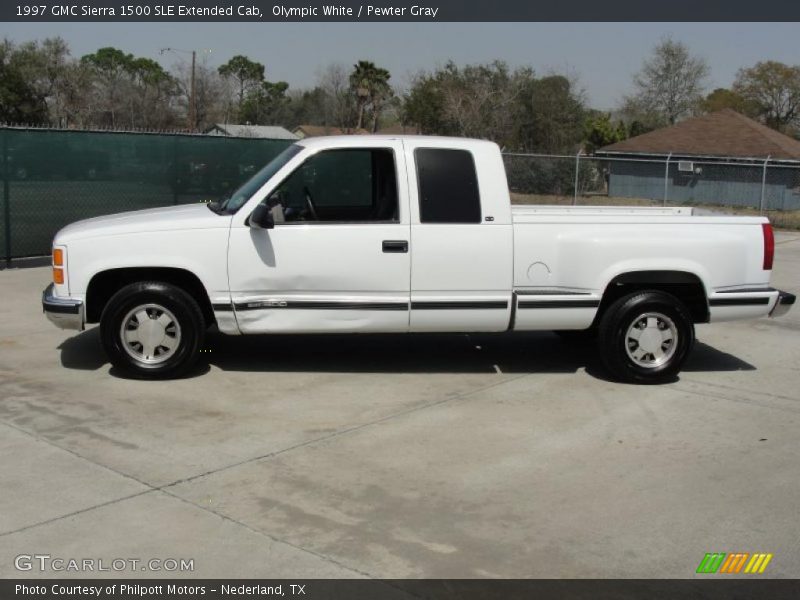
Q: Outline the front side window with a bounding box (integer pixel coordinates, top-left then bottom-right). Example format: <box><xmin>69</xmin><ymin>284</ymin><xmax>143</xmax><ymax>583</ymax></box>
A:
<box><xmin>264</xmin><ymin>148</ymin><xmax>398</xmax><ymax>223</ymax></box>
<box><xmin>415</xmin><ymin>148</ymin><xmax>481</xmax><ymax>223</ymax></box>
<box><xmin>221</xmin><ymin>144</ymin><xmax>302</xmax><ymax>214</ymax></box>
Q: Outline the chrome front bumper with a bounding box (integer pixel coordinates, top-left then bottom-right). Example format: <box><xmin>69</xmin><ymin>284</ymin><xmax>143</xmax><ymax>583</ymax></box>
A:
<box><xmin>770</xmin><ymin>290</ymin><xmax>796</xmax><ymax>318</ymax></box>
<box><xmin>42</xmin><ymin>283</ymin><xmax>85</xmax><ymax>331</ymax></box>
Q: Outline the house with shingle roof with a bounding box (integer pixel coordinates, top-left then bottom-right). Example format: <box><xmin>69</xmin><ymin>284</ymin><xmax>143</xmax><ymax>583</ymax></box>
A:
<box><xmin>595</xmin><ymin>109</ymin><xmax>800</xmax><ymax>209</ymax></box>
<box><xmin>205</xmin><ymin>124</ymin><xmax>298</xmax><ymax>140</ymax></box>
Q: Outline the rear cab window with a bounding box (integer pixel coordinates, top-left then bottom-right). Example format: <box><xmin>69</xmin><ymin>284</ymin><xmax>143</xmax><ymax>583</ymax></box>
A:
<box><xmin>415</xmin><ymin>148</ymin><xmax>481</xmax><ymax>223</ymax></box>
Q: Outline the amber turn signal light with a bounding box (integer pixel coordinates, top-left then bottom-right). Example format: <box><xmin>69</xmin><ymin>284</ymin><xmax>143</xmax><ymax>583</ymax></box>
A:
<box><xmin>53</xmin><ymin>248</ymin><xmax>64</xmax><ymax>266</ymax></box>
<box><xmin>53</xmin><ymin>268</ymin><xmax>64</xmax><ymax>284</ymax></box>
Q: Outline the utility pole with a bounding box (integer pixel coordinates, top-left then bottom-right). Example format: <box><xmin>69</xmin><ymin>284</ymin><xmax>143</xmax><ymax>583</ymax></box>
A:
<box><xmin>160</xmin><ymin>47</ymin><xmax>210</xmax><ymax>132</ymax></box>
<box><xmin>189</xmin><ymin>50</ymin><xmax>196</xmax><ymax>132</ymax></box>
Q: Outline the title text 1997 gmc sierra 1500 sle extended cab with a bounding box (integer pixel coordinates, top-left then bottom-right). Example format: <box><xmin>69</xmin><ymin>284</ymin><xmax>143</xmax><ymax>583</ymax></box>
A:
<box><xmin>43</xmin><ymin>135</ymin><xmax>795</xmax><ymax>382</ymax></box>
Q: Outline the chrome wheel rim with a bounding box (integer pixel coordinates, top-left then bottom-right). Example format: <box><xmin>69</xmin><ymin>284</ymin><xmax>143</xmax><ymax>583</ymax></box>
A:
<box><xmin>624</xmin><ymin>312</ymin><xmax>678</xmax><ymax>369</ymax></box>
<box><xmin>120</xmin><ymin>303</ymin><xmax>181</xmax><ymax>365</ymax></box>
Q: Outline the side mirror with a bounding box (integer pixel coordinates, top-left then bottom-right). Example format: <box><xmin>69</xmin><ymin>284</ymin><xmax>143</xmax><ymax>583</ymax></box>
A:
<box><xmin>249</xmin><ymin>203</ymin><xmax>274</xmax><ymax>230</ymax></box>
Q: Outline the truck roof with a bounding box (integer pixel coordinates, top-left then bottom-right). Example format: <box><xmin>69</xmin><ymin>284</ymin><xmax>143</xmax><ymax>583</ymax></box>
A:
<box><xmin>296</xmin><ymin>134</ymin><xmax>500</xmax><ymax>151</ymax></box>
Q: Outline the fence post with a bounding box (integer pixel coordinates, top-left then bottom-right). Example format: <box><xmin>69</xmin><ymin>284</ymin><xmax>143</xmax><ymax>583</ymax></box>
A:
<box><xmin>573</xmin><ymin>150</ymin><xmax>582</xmax><ymax>205</ymax></box>
<box><xmin>172</xmin><ymin>135</ymin><xmax>179</xmax><ymax>205</ymax></box>
<box><xmin>663</xmin><ymin>152</ymin><xmax>672</xmax><ymax>206</ymax></box>
<box><xmin>760</xmin><ymin>155</ymin><xmax>771</xmax><ymax>214</ymax></box>
<box><xmin>2</xmin><ymin>129</ymin><xmax>10</xmax><ymax>266</ymax></box>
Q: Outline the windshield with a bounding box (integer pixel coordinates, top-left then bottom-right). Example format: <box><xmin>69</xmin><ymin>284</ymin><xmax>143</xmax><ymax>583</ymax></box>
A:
<box><xmin>220</xmin><ymin>144</ymin><xmax>303</xmax><ymax>214</ymax></box>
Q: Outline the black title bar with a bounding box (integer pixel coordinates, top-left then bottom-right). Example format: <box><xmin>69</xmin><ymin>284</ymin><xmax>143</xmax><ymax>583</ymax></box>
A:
<box><xmin>4</xmin><ymin>580</ymin><xmax>800</xmax><ymax>600</ymax></box>
<box><xmin>4</xmin><ymin>0</ymin><xmax>800</xmax><ymax>22</ymax></box>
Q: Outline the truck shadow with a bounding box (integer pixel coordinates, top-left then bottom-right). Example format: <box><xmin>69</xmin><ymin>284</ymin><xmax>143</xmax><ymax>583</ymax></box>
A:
<box><xmin>58</xmin><ymin>327</ymin><xmax>756</xmax><ymax>380</ymax></box>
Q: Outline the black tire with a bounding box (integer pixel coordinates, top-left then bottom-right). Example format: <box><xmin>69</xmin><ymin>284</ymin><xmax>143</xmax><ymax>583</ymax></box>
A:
<box><xmin>597</xmin><ymin>290</ymin><xmax>695</xmax><ymax>384</ymax></box>
<box><xmin>100</xmin><ymin>281</ymin><xmax>205</xmax><ymax>379</ymax></box>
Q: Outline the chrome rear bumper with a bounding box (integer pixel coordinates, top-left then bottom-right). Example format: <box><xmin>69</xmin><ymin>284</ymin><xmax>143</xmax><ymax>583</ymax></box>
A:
<box><xmin>770</xmin><ymin>290</ymin><xmax>796</xmax><ymax>318</ymax></box>
<box><xmin>42</xmin><ymin>283</ymin><xmax>85</xmax><ymax>331</ymax></box>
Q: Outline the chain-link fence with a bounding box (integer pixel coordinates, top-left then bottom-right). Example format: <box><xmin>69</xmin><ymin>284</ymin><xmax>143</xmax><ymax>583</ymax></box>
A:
<box><xmin>4</xmin><ymin>130</ymin><xmax>800</xmax><ymax>261</ymax></box>
<box><xmin>504</xmin><ymin>152</ymin><xmax>800</xmax><ymax>220</ymax></box>
<box><xmin>1</xmin><ymin>127</ymin><xmax>293</xmax><ymax>261</ymax></box>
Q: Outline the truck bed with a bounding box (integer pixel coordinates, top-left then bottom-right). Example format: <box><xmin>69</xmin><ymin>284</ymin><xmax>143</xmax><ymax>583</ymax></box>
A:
<box><xmin>509</xmin><ymin>204</ymin><xmax>773</xmax><ymax>329</ymax></box>
<box><xmin>510</xmin><ymin>204</ymin><xmax>771</xmax><ymax>226</ymax></box>
<box><xmin>511</xmin><ymin>204</ymin><xmax>694</xmax><ymax>218</ymax></box>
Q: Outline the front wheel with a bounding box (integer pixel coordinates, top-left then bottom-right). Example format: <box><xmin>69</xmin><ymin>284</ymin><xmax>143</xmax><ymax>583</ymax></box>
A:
<box><xmin>597</xmin><ymin>291</ymin><xmax>695</xmax><ymax>384</ymax></box>
<box><xmin>100</xmin><ymin>281</ymin><xmax>205</xmax><ymax>379</ymax></box>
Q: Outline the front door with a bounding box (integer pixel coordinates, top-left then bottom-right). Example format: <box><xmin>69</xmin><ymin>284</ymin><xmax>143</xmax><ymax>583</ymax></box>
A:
<box><xmin>227</xmin><ymin>141</ymin><xmax>411</xmax><ymax>333</ymax></box>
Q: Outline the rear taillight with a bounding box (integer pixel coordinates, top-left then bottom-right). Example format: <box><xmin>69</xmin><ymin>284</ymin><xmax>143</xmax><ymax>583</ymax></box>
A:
<box><xmin>763</xmin><ymin>223</ymin><xmax>775</xmax><ymax>271</ymax></box>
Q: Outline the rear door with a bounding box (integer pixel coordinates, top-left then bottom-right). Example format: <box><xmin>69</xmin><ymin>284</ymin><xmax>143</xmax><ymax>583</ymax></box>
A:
<box><xmin>406</xmin><ymin>143</ymin><xmax>514</xmax><ymax>332</ymax></box>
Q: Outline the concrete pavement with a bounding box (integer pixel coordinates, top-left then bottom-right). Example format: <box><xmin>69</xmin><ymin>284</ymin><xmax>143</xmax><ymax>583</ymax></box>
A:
<box><xmin>1</xmin><ymin>232</ymin><xmax>798</xmax><ymax>578</ymax></box>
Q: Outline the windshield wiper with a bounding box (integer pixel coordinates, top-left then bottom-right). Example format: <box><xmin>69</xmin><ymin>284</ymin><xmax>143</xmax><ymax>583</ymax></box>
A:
<box><xmin>206</xmin><ymin>199</ymin><xmax>224</xmax><ymax>215</ymax></box>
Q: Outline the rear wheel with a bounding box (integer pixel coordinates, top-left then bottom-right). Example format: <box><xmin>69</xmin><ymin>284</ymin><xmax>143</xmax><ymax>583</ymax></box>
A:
<box><xmin>597</xmin><ymin>291</ymin><xmax>694</xmax><ymax>384</ymax></box>
<box><xmin>100</xmin><ymin>281</ymin><xmax>204</xmax><ymax>379</ymax></box>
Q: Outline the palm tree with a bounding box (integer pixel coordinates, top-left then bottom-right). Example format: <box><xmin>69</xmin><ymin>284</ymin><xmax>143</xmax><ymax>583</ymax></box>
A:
<box><xmin>349</xmin><ymin>61</ymin><xmax>392</xmax><ymax>131</ymax></box>
<box><xmin>350</xmin><ymin>60</ymin><xmax>376</xmax><ymax>130</ymax></box>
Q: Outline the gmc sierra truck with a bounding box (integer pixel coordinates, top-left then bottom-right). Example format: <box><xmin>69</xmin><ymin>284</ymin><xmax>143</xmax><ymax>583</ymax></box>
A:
<box><xmin>43</xmin><ymin>135</ymin><xmax>795</xmax><ymax>382</ymax></box>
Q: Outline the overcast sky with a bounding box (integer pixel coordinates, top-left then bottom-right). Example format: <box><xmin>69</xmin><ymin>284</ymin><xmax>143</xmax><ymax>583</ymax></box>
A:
<box><xmin>3</xmin><ymin>22</ymin><xmax>799</xmax><ymax>110</ymax></box>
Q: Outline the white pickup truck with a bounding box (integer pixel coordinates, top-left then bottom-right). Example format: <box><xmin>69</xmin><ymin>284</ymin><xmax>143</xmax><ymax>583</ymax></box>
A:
<box><xmin>43</xmin><ymin>135</ymin><xmax>794</xmax><ymax>382</ymax></box>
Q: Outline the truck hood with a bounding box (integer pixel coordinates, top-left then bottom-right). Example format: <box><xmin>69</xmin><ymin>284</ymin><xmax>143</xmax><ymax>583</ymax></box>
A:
<box><xmin>54</xmin><ymin>203</ymin><xmax>231</xmax><ymax>244</ymax></box>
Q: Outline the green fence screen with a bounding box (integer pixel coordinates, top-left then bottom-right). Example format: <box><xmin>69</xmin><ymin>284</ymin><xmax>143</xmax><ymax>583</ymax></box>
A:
<box><xmin>0</xmin><ymin>127</ymin><xmax>294</xmax><ymax>260</ymax></box>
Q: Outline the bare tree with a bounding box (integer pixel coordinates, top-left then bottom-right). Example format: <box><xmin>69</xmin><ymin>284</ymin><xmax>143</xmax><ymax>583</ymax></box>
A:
<box><xmin>59</xmin><ymin>61</ymin><xmax>95</xmax><ymax>127</ymax></box>
<box><xmin>316</xmin><ymin>63</ymin><xmax>355</xmax><ymax>127</ymax></box>
<box><xmin>431</xmin><ymin>61</ymin><xmax>527</xmax><ymax>143</ymax></box>
<box><xmin>623</xmin><ymin>37</ymin><xmax>709</xmax><ymax>126</ymax></box>
<box><xmin>173</xmin><ymin>56</ymin><xmax>227</xmax><ymax>130</ymax></box>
